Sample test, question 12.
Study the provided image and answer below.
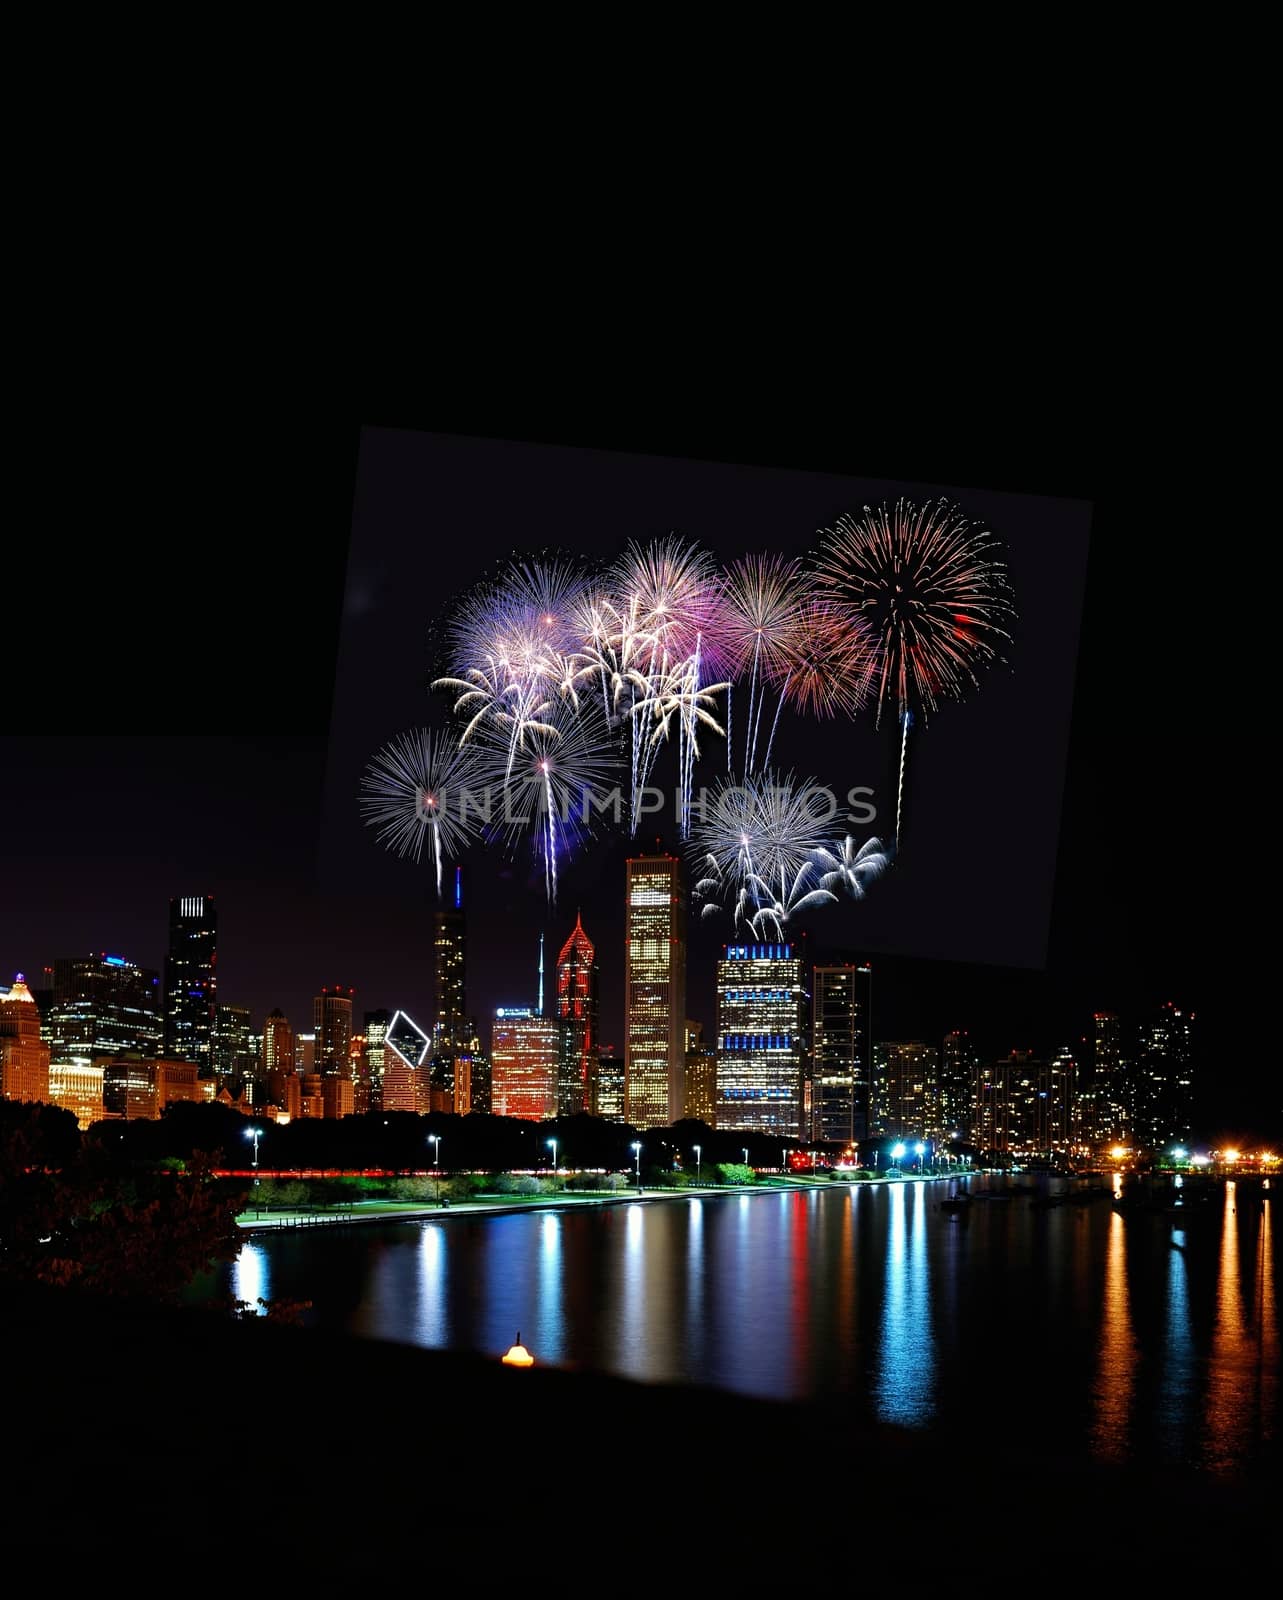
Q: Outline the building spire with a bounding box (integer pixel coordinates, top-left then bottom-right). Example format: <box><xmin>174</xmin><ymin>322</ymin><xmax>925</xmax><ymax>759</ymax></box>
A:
<box><xmin>537</xmin><ymin>931</ymin><xmax>545</xmax><ymax>1017</ymax></box>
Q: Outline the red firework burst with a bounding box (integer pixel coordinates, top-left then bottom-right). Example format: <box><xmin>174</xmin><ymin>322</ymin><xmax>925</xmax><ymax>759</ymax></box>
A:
<box><xmin>814</xmin><ymin>497</ymin><xmax>1014</xmax><ymax>723</ymax></box>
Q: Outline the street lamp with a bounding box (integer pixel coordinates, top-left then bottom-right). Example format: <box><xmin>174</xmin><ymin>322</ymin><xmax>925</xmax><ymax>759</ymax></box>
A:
<box><xmin>915</xmin><ymin>1141</ymin><xmax>926</xmax><ymax>1172</ymax></box>
<box><xmin>429</xmin><ymin>1134</ymin><xmax>441</xmax><ymax>1202</ymax></box>
<box><xmin>693</xmin><ymin>1143</ymin><xmax>701</xmax><ymax>1183</ymax></box>
<box><xmin>547</xmin><ymin>1138</ymin><xmax>558</xmax><ymax>1190</ymax></box>
<box><xmin>891</xmin><ymin>1142</ymin><xmax>906</xmax><ymax>1173</ymax></box>
<box><xmin>631</xmin><ymin>1140</ymin><xmax>642</xmax><ymax>1192</ymax></box>
<box><xmin>245</xmin><ymin>1126</ymin><xmax>262</xmax><ymax>1185</ymax></box>
<box><xmin>742</xmin><ymin>1147</ymin><xmax>749</xmax><ymax>1170</ymax></box>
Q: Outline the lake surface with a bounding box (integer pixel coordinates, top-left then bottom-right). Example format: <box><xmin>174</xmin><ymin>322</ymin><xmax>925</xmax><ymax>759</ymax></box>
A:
<box><xmin>206</xmin><ymin>1176</ymin><xmax>1278</xmax><ymax>1471</ymax></box>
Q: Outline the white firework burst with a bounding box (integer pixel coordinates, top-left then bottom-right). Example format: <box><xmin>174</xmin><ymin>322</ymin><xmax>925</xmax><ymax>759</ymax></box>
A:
<box><xmin>359</xmin><ymin>728</ymin><xmax>488</xmax><ymax>895</ymax></box>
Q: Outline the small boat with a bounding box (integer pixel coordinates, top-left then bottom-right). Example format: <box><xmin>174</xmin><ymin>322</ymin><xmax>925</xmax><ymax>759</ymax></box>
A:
<box><xmin>939</xmin><ymin>1195</ymin><xmax>972</xmax><ymax>1213</ymax></box>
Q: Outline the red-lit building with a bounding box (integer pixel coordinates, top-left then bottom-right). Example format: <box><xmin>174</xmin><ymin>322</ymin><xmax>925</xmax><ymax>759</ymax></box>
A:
<box><xmin>556</xmin><ymin>913</ymin><xmax>598</xmax><ymax>1117</ymax></box>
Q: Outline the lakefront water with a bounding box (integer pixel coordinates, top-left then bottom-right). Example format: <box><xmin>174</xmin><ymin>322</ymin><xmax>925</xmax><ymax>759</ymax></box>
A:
<box><xmin>205</xmin><ymin>1175</ymin><xmax>1278</xmax><ymax>1471</ymax></box>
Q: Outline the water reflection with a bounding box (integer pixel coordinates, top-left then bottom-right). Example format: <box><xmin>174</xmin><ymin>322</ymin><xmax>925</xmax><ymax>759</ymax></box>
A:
<box><xmin>874</xmin><ymin>1182</ymin><xmax>936</xmax><ymax>1427</ymax></box>
<box><xmin>1091</xmin><ymin>1212</ymin><xmax>1135</xmax><ymax>1461</ymax></box>
<box><xmin>1203</xmin><ymin>1183</ymin><xmax>1277</xmax><ymax>1471</ymax></box>
<box><xmin>415</xmin><ymin>1224</ymin><xmax>446</xmax><ymax>1345</ymax></box>
<box><xmin>1158</xmin><ymin>1228</ymin><xmax>1193</xmax><ymax>1461</ymax></box>
<box><xmin>212</xmin><ymin>1182</ymin><xmax>1278</xmax><ymax>1473</ymax></box>
<box><xmin>232</xmin><ymin>1241</ymin><xmax>269</xmax><ymax>1314</ymax></box>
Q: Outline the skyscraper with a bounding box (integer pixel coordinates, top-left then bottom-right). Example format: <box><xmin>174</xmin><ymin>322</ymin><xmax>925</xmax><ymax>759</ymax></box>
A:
<box><xmin>263</xmin><ymin>1009</ymin><xmax>294</xmax><ymax>1077</ymax></box>
<box><xmin>811</xmin><ymin>965</ymin><xmax>872</xmax><ymax>1145</ymax></box>
<box><xmin>591</xmin><ymin>1048</ymin><xmax>625</xmax><ymax>1121</ymax></box>
<box><xmin>0</xmin><ymin>975</ymin><xmax>50</xmax><ymax>1105</ymax></box>
<box><xmin>383</xmin><ymin>1010</ymin><xmax>430</xmax><ymax>1113</ymax></box>
<box><xmin>1003</xmin><ymin>1050</ymin><xmax>1042</xmax><ymax>1154</ymax></box>
<box><xmin>1037</xmin><ymin>1046</ymin><xmax>1077</xmax><ymax>1155</ymax></box>
<box><xmin>624</xmin><ymin>853</ymin><xmax>687</xmax><ymax>1128</ymax></box>
<box><xmin>1136</xmin><ymin>1002</ymin><xmax>1195</xmax><ymax>1150</ymax></box>
<box><xmin>313</xmin><ymin>987</ymin><xmax>354</xmax><ymax>1073</ymax></box>
<box><xmin>163</xmin><ymin>897</ymin><xmax>218</xmax><ymax>1067</ymax></box>
<box><xmin>556</xmin><ymin>913</ymin><xmax>598</xmax><ymax>1117</ymax></box>
<box><xmin>51</xmin><ymin>954</ymin><xmax>162</xmax><ymax>1065</ymax></box>
<box><xmin>683</xmin><ymin>1044</ymin><xmax>717</xmax><ymax>1125</ymax></box>
<box><xmin>716</xmin><ymin>942</ymin><xmax>808</xmax><ymax>1138</ymax></box>
<box><xmin>972</xmin><ymin>1057</ymin><xmax>1010</xmax><ymax>1155</ymax></box>
<box><xmin>872</xmin><ymin>1041</ymin><xmax>936</xmax><ymax>1140</ymax></box>
<box><xmin>1092</xmin><ymin>1012</ymin><xmax>1129</xmax><ymax>1144</ymax></box>
<box><xmin>361</xmin><ymin>1009</ymin><xmax>390</xmax><ymax>1114</ymax></box>
<box><xmin>938</xmin><ymin>1031</ymin><xmax>977</xmax><ymax>1142</ymax></box>
<box><xmin>491</xmin><ymin>1007</ymin><xmax>563</xmax><ymax>1120</ymax></box>
<box><xmin>212</xmin><ymin>1003</ymin><xmax>253</xmax><ymax>1079</ymax></box>
<box><xmin>432</xmin><ymin>865</ymin><xmax>468</xmax><ymax>1051</ymax></box>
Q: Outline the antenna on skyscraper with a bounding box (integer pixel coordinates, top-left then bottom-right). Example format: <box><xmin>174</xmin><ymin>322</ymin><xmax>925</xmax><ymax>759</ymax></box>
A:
<box><xmin>537</xmin><ymin>931</ymin><xmax>545</xmax><ymax>1017</ymax></box>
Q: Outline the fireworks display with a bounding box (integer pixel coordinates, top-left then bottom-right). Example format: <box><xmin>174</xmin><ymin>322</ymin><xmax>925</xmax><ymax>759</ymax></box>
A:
<box><xmin>362</xmin><ymin>504</ymin><xmax>1015</xmax><ymax>914</ymax></box>
<box><xmin>359</xmin><ymin>728</ymin><xmax>488</xmax><ymax>895</ymax></box>
<box><xmin>815</xmin><ymin>497</ymin><xmax>1014</xmax><ymax>845</ymax></box>
<box><xmin>473</xmin><ymin>697</ymin><xmax>621</xmax><ymax>905</ymax></box>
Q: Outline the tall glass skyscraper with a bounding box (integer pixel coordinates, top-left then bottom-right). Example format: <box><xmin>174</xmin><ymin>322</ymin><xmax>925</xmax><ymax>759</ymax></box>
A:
<box><xmin>432</xmin><ymin>865</ymin><xmax>468</xmax><ymax>1051</ymax></box>
<box><xmin>811</xmin><ymin>964</ymin><xmax>872</xmax><ymax>1145</ymax></box>
<box><xmin>1092</xmin><ymin>1012</ymin><xmax>1129</xmax><ymax>1143</ymax></box>
<box><xmin>1136</xmin><ymin>1002</ymin><xmax>1195</xmax><ymax>1149</ymax></box>
<box><xmin>313</xmin><ymin>987</ymin><xmax>354</xmax><ymax>1073</ymax></box>
<box><xmin>556</xmin><ymin>913</ymin><xmax>598</xmax><ymax>1116</ymax></box>
<box><xmin>52</xmin><ymin>953</ymin><xmax>162</xmax><ymax>1065</ymax></box>
<box><xmin>716</xmin><ymin>942</ymin><xmax>808</xmax><ymax>1138</ymax></box>
<box><xmin>938</xmin><ymin>1030</ymin><xmax>977</xmax><ymax>1141</ymax></box>
<box><xmin>624</xmin><ymin>854</ymin><xmax>686</xmax><ymax>1129</ymax></box>
<box><xmin>163</xmin><ymin>896</ymin><xmax>217</xmax><ymax>1067</ymax></box>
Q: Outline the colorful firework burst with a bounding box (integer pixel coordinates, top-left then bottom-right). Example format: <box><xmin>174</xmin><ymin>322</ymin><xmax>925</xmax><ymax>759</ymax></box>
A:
<box><xmin>472</xmin><ymin>697</ymin><xmax>622</xmax><ymax>904</ymax></box>
<box><xmin>814</xmin><ymin>497</ymin><xmax>1014</xmax><ymax>724</ymax></box>
<box><xmin>359</xmin><ymin>728</ymin><xmax>489</xmax><ymax>895</ymax></box>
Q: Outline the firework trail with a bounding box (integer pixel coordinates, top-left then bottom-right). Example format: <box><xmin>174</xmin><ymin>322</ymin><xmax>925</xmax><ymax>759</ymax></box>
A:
<box><xmin>628</xmin><ymin>641</ymin><xmax>730</xmax><ymax>836</ymax></box>
<box><xmin>721</xmin><ymin>554</ymin><xmax>807</xmax><ymax>774</ymax></box>
<box><xmin>473</xmin><ymin>697</ymin><xmax>621</xmax><ymax>905</ymax></box>
<box><xmin>763</xmin><ymin>598</ymin><xmax>879</xmax><ymax>767</ymax></box>
<box><xmin>815</xmin><ymin>497</ymin><xmax>1014</xmax><ymax>846</ymax></box>
<box><xmin>359</xmin><ymin>728</ymin><xmax>489</xmax><ymax>895</ymax></box>
<box><xmin>813</xmin><ymin>834</ymin><xmax>893</xmax><ymax>899</ymax></box>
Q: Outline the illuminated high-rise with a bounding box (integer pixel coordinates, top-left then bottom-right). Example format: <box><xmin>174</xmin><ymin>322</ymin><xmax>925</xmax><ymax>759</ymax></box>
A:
<box><xmin>1136</xmin><ymin>1002</ymin><xmax>1195</xmax><ymax>1149</ymax></box>
<box><xmin>683</xmin><ymin>1044</ymin><xmax>717</xmax><ymax>1125</ymax></box>
<box><xmin>1092</xmin><ymin>1012</ymin><xmax>1130</xmax><ymax>1143</ymax></box>
<box><xmin>313</xmin><ymin>987</ymin><xmax>354</xmax><ymax>1073</ymax></box>
<box><xmin>212</xmin><ymin>1003</ymin><xmax>253</xmax><ymax>1079</ymax></box>
<box><xmin>938</xmin><ymin>1030</ymin><xmax>977</xmax><ymax>1141</ymax></box>
<box><xmin>811</xmin><ymin>965</ymin><xmax>872</xmax><ymax>1145</ymax></box>
<box><xmin>872</xmin><ymin>1041</ymin><xmax>936</xmax><ymax>1140</ymax></box>
<box><xmin>163</xmin><ymin>896</ymin><xmax>218</xmax><ymax>1067</ymax></box>
<box><xmin>556</xmin><ymin>913</ymin><xmax>598</xmax><ymax>1116</ymax></box>
<box><xmin>1037</xmin><ymin>1046</ymin><xmax>1077</xmax><ymax>1154</ymax></box>
<box><xmin>971</xmin><ymin>1057</ymin><xmax>1010</xmax><ymax>1155</ymax></box>
<box><xmin>432</xmin><ymin>865</ymin><xmax>468</xmax><ymax>1051</ymax></box>
<box><xmin>383</xmin><ymin>1010</ymin><xmax>430</xmax><ymax>1113</ymax></box>
<box><xmin>51</xmin><ymin>954</ymin><xmax>162</xmax><ymax>1066</ymax></box>
<box><xmin>1</xmin><ymin>975</ymin><xmax>50</xmax><ymax>1105</ymax></box>
<box><xmin>491</xmin><ymin>1007</ymin><xmax>563</xmax><ymax>1120</ymax></box>
<box><xmin>715</xmin><ymin>942</ymin><xmax>808</xmax><ymax>1138</ymax></box>
<box><xmin>624</xmin><ymin>854</ymin><xmax>686</xmax><ymax>1128</ymax></box>
<box><xmin>263</xmin><ymin>1009</ymin><xmax>294</xmax><ymax>1079</ymax></box>
<box><xmin>591</xmin><ymin>1047</ymin><xmax>625</xmax><ymax>1121</ymax></box>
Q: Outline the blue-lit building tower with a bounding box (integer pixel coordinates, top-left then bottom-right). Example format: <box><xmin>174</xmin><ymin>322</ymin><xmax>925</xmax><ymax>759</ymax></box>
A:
<box><xmin>163</xmin><ymin>896</ymin><xmax>218</xmax><ymax>1068</ymax></box>
<box><xmin>716</xmin><ymin>942</ymin><xmax>809</xmax><ymax>1139</ymax></box>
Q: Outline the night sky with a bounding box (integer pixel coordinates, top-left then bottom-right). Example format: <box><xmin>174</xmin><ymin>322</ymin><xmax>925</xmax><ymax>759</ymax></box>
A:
<box><xmin>0</xmin><ymin>407</ymin><xmax>1246</xmax><ymax>1133</ymax></box>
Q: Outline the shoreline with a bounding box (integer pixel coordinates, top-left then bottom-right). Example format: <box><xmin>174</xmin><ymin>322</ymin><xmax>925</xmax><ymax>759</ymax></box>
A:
<box><xmin>236</xmin><ymin>1172</ymin><xmax>964</xmax><ymax>1232</ymax></box>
